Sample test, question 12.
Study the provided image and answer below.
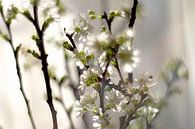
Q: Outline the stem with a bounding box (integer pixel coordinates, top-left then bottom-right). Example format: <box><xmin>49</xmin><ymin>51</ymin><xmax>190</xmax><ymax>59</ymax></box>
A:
<box><xmin>119</xmin><ymin>94</ymin><xmax>147</xmax><ymax>129</ymax></box>
<box><xmin>64</xmin><ymin>53</ymin><xmax>89</xmax><ymax>129</ymax></box>
<box><xmin>129</xmin><ymin>0</ymin><xmax>138</xmax><ymax>28</ymax></box>
<box><xmin>127</xmin><ymin>0</ymin><xmax>138</xmax><ymax>84</ymax></box>
<box><xmin>0</xmin><ymin>8</ymin><xmax>36</xmax><ymax>129</ymax></box>
<box><xmin>114</xmin><ymin>57</ymin><xmax>124</xmax><ymax>82</ymax></box>
<box><xmin>58</xmin><ymin>85</ymin><xmax>75</xmax><ymax>129</ymax></box>
<box><xmin>32</xmin><ymin>3</ymin><xmax>58</xmax><ymax>129</ymax></box>
<box><xmin>102</xmin><ymin>12</ymin><xmax>112</xmax><ymax>34</ymax></box>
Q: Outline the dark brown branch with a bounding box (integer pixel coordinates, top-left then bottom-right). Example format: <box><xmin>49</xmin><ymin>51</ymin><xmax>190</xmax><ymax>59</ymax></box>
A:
<box><xmin>102</xmin><ymin>12</ymin><xmax>113</xmax><ymax>34</ymax></box>
<box><xmin>0</xmin><ymin>7</ymin><xmax>36</xmax><ymax>129</ymax></box>
<box><xmin>127</xmin><ymin>0</ymin><xmax>138</xmax><ymax>84</ymax></box>
<box><xmin>65</xmin><ymin>32</ymin><xmax>77</xmax><ymax>50</ymax></box>
<box><xmin>128</xmin><ymin>0</ymin><xmax>138</xmax><ymax>28</ymax></box>
<box><xmin>52</xmin><ymin>76</ymin><xmax>75</xmax><ymax>129</ymax></box>
<box><xmin>32</xmin><ymin>3</ymin><xmax>58</xmax><ymax>129</ymax></box>
<box><xmin>114</xmin><ymin>57</ymin><xmax>124</xmax><ymax>82</ymax></box>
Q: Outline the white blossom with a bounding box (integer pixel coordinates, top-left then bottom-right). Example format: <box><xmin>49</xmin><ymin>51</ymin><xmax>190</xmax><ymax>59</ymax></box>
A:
<box><xmin>118</xmin><ymin>48</ymin><xmax>140</xmax><ymax>73</ymax></box>
<box><xmin>126</xmin><ymin>28</ymin><xmax>134</xmax><ymax>38</ymax></box>
<box><xmin>105</xmin><ymin>88</ymin><xmax>128</xmax><ymax>112</ymax></box>
<box><xmin>74</xmin><ymin>91</ymin><xmax>98</xmax><ymax>117</ymax></box>
<box><xmin>73</xmin><ymin>13</ymin><xmax>93</xmax><ymax>43</ymax></box>
<box><xmin>93</xmin><ymin>122</ymin><xmax>101</xmax><ymax>129</ymax></box>
<box><xmin>134</xmin><ymin>72</ymin><xmax>156</xmax><ymax>88</ymax></box>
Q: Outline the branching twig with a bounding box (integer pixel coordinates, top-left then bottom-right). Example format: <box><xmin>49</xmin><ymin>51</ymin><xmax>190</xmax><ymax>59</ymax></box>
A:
<box><xmin>0</xmin><ymin>6</ymin><xmax>36</xmax><ymax>129</ymax></box>
<box><xmin>64</xmin><ymin>52</ymin><xmax>89</xmax><ymax>129</ymax></box>
<box><xmin>27</xmin><ymin>2</ymin><xmax>58</xmax><ymax>129</ymax></box>
<box><xmin>119</xmin><ymin>94</ymin><xmax>147</xmax><ymax>129</ymax></box>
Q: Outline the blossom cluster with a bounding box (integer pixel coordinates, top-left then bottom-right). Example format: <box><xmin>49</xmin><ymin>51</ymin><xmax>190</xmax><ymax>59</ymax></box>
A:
<box><xmin>62</xmin><ymin>9</ymin><xmax>160</xmax><ymax>129</ymax></box>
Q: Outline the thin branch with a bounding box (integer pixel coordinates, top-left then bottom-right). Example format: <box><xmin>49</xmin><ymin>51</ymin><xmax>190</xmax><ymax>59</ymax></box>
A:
<box><xmin>119</xmin><ymin>94</ymin><xmax>147</xmax><ymax>129</ymax></box>
<box><xmin>32</xmin><ymin>2</ymin><xmax>58</xmax><ymax>129</ymax></box>
<box><xmin>0</xmin><ymin>7</ymin><xmax>36</xmax><ymax>129</ymax></box>
<box><xmin>52</xmin><ymin>76</ymin><xmax>75</xmax><ymax>129</ymax></box>
<box><xmin>64</xmin><ymin>53</ymin><xmax>89</xmax><ymax>129</ymax></box>
<box><xmin>65</xmin><ymin>32</ymin><xmax>77</xmax><ymax>50</ymax></box>
<box><xmin>128</xmin><ymin>0</ymin><xmax>138</xmax><ymax>28</ymax></box>
<box><xmin>127</xmin><ymin>0</ymin><xmax>138</xmax><ymax>84</ymax></box>
<box><xmin>147</xmin><ymin>72</ymin><xmax>178</xmax><ymax>129</ymax></box>
<box><xmin>102</xmin><ymin>12</ymin><xmax>112</xmax><ymax>34</ymax></box>
<box><xmin>59</xmin><ymin>87</ymin><xmax>75</xmax><ymax>129</ymax></box>
<box><xmin>114</xmin><ymin>57</ymin><xmax>124</xmax><ymax>82</ymax></box>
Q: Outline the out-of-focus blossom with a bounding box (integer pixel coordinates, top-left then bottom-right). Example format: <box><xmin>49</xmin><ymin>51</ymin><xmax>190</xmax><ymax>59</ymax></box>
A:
<box><xmin>74</xmin><ymin>91</ymin><xmax>98</xmax><ymax>117</ymax></box>
<box><xmin>73</xmin><ymin>13</ymin><xmax>93</xmax><ymax>43</ymax></box>
<box><xmin>105</xmin><ymin>88</ymin><xmax>129</xmax><ymax>112</ymax></box>
<box><xmin>117</xmin><ymin>48</ymin><xmax>140</xmax><ymax>73</ymax></box>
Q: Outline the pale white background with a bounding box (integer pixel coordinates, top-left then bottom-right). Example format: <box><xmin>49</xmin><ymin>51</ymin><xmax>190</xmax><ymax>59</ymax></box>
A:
<box><xmin>0</xmin><ymin>0</ymin><xmax>194</xmax><ymax>129</ymax></box>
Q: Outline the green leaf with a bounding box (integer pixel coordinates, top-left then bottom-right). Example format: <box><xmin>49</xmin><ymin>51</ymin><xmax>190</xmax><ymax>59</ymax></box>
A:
<box><xmin>22</xmin><ymin>10</ymin><xmax>33</xmax><ymax>21</ymax></box>
<box><xmin>30</xmin><ymin>0</ymin><xmax>40</xmax><ymax>6</ymax></box>
<box><xmin>0</xmin><ymin>30</ymin><xmax>10</xmax><ymax>42</ymax></box>
<box><xmin>74</xmin><ymin>26</ymin><xmax>81</xmax><ymax>33</ymax></box>
<box><xmin>88</xmin><ymin>10</ymin><xmax>96</xmax><ymax>19</ymax></box>
<box><xmin>0</xmin><ymin>0</ymin><xmax>3</xmax><ymax>11</ymax></box>
<box><xmin>63</xmin><ymin>41</ymin><xmax>74</xmax><ymax>51</ymax></box>
<box><xmin>31</xmin><ymin>34</ymin><xmax>40</xmax><ymax>42</ymax></box>
<box><xmin>108</xmin><ymin>10</ymin><xmax>121</xmax><ymax>20</ymax></box>
<box><xmin>59</xmin><ymin>75</ymin><xmax>68</xmax><ymax>86</ymax></box>
<box><xmin>42</xmin><ymin>17</ymin><xmax>54</xmax><ymax>31</ymax></box>
<box><xmin>15</xmin><ymin>44</ymin><xmax>22</xmax><ymax>55</ymax></box>
<box><xmin>6</xmin><ymin>5</ymin><xmax>18</xmax><ymax>25</ymax></box>
<box><xmin>48</xmin><ymin>66</ymin><xmax>57</xmax><ymax>80</ymax></box>
<box><xmin>116</xmin><ymin>35</ymin><xmax>128</xmax><ymax>45</ymax></box>
<box><xmin>101</xmin><ymin>26</ymin><xmax>106</xmax><ymax>32</ymax></box>
<box><xmin>27</xmin><ymin>49</ymin><xmax>41</xmax><ymax>59</ymax></box>
<box><xmin>55</xmin><ymin>0</ymin><xmax>66</xmax><ymax>14</ymax></box>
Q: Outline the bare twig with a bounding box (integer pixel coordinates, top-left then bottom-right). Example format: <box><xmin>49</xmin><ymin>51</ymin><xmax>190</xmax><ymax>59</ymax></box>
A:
<box><xmin>0</xmin><ymin>5</ymin><xmax>36</xmax><ymax>129</ymax></box>
<box><xmin>52</xmin><ymin>76</ymin><xmax>75</xmax><ymax>129</ymax></box>
<box><xmin>128</xmin><ymin>0</ymin><xmax>138</xmax><ymax>28</ymax></box>
<box><xmin>29</xmin><ymin>2</ymin><xmax>58</xmax><ymax>129</ymax></box>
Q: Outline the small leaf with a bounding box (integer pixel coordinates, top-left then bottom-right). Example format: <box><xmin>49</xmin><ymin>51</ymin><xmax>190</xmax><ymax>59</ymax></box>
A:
<box><xmin>22</xmin><ymin>10</ymin><xmax>33</xmax><ymax>21</ymax></box>
<box><xmin>63</xmin><ymin>41</ymin><xmax>74</xmax><ymax>51</ymax></box>
<box><xmin>42</xmin><ymin>17</ymin><xmax>54</xmax><ymax>31</ymax></box>
<box><xmin>101</xmin><ymin>26</ymin><xmax>106</xmax><ymax>32</ymax></box>
<box><xmin>55</xmin><ymin>0</ymin><xmax>66</xmax><ymax>14</ymax></box>
<box><xmin>0</xmin><ymin>1</ymin><xmax>3</xmax><ymax>11</ymax></box>
<box><xmin>54</xmin><ymin>96</ymin><xmax>62</xmax><ymax>102</ymax></box>
<box><xmin>59</xmin><ymin>75</ymin><xmax>68</xmax><ymax>86</ymax></box>
<box><xmin>0</xmin><ymin>30</ymin><xmax>10</xmax><ymax>42</ymax></box>
<box><xmin>31</xmin><ymin>34</ymin><xmax>40</xmax><ymax>42</ymax></box>
<box><xmin>15</xmin><ymin>44</ymin><xmax>22</xmax><ymax>55</ymax></box>
<box><xmin>88</xmin><ymin>10</ymin><xmax>96</xmax><ymax>19</ymax></box>
<box><xmin>27</xmin><ymin>49</ymin><xmax>41</xmax><ymax>59</ymax></box>
<box><xmin>30</xmin><ymin>0</ymin><xmax>40</xmax><ymax>6</ymax></box>
<box><xmin>6</xmin><ymin>5</ymin><xmax>18</xmax><ymax>25</ymax></box>
<box><xmin>48</xmin><ymin>67</ymin><xmax>57</xmax><ymax>80</ymax></box>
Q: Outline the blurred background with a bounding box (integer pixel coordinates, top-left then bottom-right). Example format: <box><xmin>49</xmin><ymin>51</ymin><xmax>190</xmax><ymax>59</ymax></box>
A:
<box><xmin>0</xmin><ymin>0</ymin><xmax>195</xmax><ymax>129</ymax></box>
